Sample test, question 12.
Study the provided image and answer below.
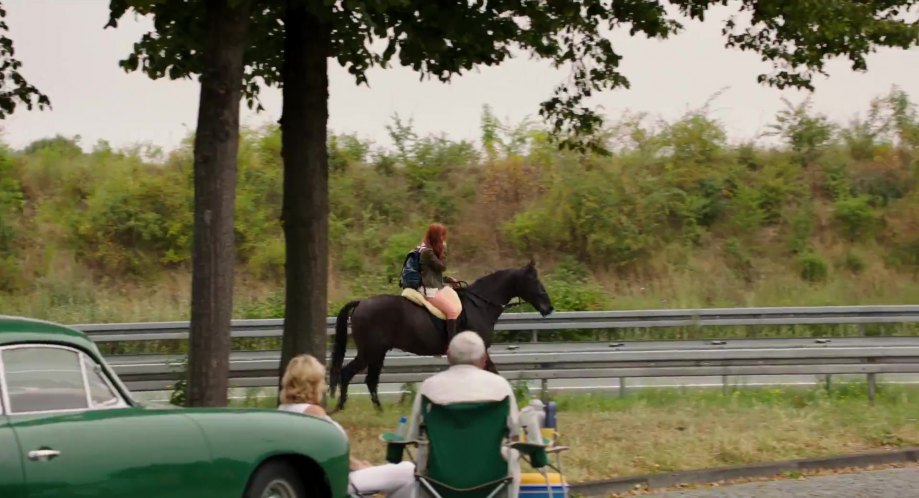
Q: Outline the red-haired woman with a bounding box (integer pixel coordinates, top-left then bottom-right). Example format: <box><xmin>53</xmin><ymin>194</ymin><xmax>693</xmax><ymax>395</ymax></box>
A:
<box><xmin>419</xmin><ymin>223</ymin><xmax>461</xmax><ymax>339</ymax></box>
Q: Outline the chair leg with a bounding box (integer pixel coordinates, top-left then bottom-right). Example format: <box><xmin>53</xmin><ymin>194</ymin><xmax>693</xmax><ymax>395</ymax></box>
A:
<box><xmin>419</xmin><ymin>478</ymin><xmax>444</xmax><ymax>498</ymax></box>
<box><xmin>541</xmin><ymin>468</ymin><xmax>552</xmax><ymax>498</ymax></box>
<box><xmin>484</xmin><ymin>481</ymin><xmax>510</xmax><ymax>498</ymax></box>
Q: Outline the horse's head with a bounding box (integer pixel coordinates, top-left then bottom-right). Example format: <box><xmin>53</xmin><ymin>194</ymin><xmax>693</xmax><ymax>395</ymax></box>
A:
<box><xmin>515</xmin><ymin>260</ymin><xmax>554</xmax><ymax>317</ymax></box>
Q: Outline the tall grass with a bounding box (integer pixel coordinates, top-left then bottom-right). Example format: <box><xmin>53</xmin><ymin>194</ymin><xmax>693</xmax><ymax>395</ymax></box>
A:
<box><xmin>232</xmin><ymin>382</ymin><xmax>919</xmax><ymax>482</ymax></box>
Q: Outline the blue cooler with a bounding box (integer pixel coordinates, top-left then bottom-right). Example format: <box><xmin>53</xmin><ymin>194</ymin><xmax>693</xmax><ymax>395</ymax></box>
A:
<box><xmin>519</xmin><ymin>473</ymin><xmax>568</xmax><ymax>498</ymax></box>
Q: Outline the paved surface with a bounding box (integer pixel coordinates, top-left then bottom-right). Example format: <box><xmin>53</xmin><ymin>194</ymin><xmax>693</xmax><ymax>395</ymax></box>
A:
<box><xmin>648</xmin><ymin>467</ymin><xmax>919</xmax><ymax>497</ymax></box>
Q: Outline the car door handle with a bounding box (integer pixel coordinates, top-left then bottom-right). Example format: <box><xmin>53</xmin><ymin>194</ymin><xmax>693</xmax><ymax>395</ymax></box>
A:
<box><xmin>28</xmin><ymin>449</ymin><xmax>61</xmax><ymax>461</ymax></box>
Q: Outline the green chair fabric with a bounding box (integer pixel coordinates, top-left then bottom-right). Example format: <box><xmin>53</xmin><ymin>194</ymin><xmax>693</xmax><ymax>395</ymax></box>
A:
<box><xmin>417</xmin><ymin>395</ymin><xmax>514</xmax><ymax>498</ymax></box>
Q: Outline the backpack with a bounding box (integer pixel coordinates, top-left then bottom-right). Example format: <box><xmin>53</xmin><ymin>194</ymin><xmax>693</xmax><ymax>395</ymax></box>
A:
<box><xmin>399</xmin><ymin>247</ymin><xmax>422</xmax><ymax>289</ymax></box>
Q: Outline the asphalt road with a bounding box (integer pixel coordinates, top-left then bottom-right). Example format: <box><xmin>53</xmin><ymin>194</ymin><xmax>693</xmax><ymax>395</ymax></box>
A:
<box><xmin>647</xmin><ymin>467</ymin><xmax>919</xmax><ymax>497</ymax></box>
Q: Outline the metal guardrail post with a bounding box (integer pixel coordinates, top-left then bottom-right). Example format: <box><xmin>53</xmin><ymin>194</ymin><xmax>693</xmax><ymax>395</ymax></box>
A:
<box><xmin>867</xmin><ymin>373</ymin><xmax>877</xmax><ymax>402</ymax></box>
<box><xmin>531</xmin><ymin>330</ymin><xmax>538</xmax><ymax>343</ymax></box>
<box><xmin>618</xmin><ymin>377</ymin><xmax>626</xmax><ymax>398</ymax></box>
<box><xmin>722</xmin><ymin>375</ymin><xmax>729</xmax><ymax>395</ymax></box>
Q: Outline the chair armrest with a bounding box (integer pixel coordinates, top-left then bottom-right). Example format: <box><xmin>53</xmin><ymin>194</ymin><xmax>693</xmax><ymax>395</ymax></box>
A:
<box><xmin>379</xmin><ymin>432</ymin><xmax>419</xmax><ymax>446</ymax></box>
<box><xmin>508</xmin><ymin>442</ymin><xmax>547</xmax><ymax>455</ymax></box>
<box><xmin>380</xmin><ymin>432</ymin><xmax>420</xmax><ymax>465</ymax></box>
<box><xmin>508</xmin><ymin>442</ymin><xmax>550</xmax><ymax>469</ymax></box>
<box><xmin>545</xmin><ymin>445</ymin><xmax>569</xmax><ymax>454</ymax></box>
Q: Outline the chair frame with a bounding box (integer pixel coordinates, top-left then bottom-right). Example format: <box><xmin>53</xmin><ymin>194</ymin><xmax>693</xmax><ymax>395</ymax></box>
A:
<box><xmin>377</xmin><ymin>396</ymin><xmax>569</xmax><ymax>498</ymax></box>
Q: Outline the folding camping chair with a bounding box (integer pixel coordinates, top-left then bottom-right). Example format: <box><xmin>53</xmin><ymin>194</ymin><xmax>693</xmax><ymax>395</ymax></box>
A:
<box><xmin>382</xmin><ymin>395</ymin><xmax>565</xmax><ymax>498</ymax></box>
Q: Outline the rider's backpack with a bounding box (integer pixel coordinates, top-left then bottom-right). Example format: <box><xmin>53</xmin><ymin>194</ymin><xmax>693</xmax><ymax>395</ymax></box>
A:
<box><xmin>399</xmin><ymin>247</ymin><xmax>422</xmax><ymax>289</ymax></box>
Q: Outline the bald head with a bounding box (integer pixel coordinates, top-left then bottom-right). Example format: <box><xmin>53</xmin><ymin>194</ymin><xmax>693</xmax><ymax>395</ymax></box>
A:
<box><xmin>447</xmin><ymin>331</ymin><xmax>487</xmax><ymax>368</ymax></box>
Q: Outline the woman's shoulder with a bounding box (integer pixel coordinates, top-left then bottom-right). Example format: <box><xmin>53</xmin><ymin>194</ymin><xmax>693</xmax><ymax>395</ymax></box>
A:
<box><xmin>278</xmin><ymin>402</ymin><xmax>326</xmax><ymax>418</ymax></box>
<box><xmin>304</xmin><ymin>404</ymin><xmax>328</xmax><ymax>418</ymax></box>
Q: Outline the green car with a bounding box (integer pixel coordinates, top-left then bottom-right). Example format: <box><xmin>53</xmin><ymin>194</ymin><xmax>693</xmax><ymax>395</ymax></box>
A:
<box><xmin>0</xmin><ymin>315</ymin><xmax>350</xmax><ymax>498</ymax></box>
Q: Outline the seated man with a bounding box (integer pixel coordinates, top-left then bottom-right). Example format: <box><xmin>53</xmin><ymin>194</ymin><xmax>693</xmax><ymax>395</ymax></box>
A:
<box><xmin>405</xmin><ymin>331</ymin><xmax>542</xmax><ymax>498</ymax></box>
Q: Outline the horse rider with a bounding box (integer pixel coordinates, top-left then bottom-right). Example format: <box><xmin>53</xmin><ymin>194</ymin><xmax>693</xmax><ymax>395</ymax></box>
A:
<box><xmin>417</xmin><ymin>222</ymin><xmax>462</xmax><ymax>341</ymax></box>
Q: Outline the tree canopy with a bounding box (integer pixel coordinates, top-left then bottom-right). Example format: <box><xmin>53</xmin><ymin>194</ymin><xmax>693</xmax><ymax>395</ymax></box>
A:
<box><xmin>0</xmin><ymin>2</ymin><xmax>50</xmax><ymax>119</ymax></box>
<box><xmin>109</xmin><ymin>0</ymin><xmax>919</xmax><ymax>151</ymax></box>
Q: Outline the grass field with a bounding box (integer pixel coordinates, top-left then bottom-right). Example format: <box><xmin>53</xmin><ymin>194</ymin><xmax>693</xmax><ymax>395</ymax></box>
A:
<box><xmin>238</xmin><ymin>383</ymin><xmax>919</xmax><ymax>483</ymax></box>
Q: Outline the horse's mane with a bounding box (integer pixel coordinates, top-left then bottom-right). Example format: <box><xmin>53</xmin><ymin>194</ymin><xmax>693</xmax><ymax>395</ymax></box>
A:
<box><xmin>467</xmin><ymin>268</ymin><xmax>518</xmax><ymax>289</ymax></box>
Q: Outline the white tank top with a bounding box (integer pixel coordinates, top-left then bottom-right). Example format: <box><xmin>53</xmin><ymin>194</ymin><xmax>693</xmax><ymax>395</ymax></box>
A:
<box><xmin>278</xmin><ymin>403</ymin><xmax>348</xmax><ymax>440</ymax></box>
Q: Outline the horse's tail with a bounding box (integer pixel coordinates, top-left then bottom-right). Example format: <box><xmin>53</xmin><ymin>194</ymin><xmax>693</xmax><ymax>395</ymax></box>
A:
<box><xmin>329</xmin><ymin>300</ymin><xmax>360</xmax><ymax>398</ymax></box>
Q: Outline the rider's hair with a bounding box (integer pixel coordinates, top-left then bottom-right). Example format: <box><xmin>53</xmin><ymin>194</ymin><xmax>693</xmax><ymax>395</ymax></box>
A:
<box><xmin>423</xmin><ymin>222</ymin><xmax>448</xmax><ymax>260</ymax></box>
<box><xmin>447</xmin><ymin>331</ymin><xmax>486</xmax><ymax>365</ymax></box>
<box><xmin>280</xmin><ymin>354</ymin><xmax>326</xmax><ymax>405</ymax></box>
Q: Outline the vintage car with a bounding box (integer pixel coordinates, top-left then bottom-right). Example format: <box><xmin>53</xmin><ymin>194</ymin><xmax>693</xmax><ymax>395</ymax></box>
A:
<box><xmin>0</xmin><ymin>315</ymin><xmax>350</xmax><ymax>498</ymax></box>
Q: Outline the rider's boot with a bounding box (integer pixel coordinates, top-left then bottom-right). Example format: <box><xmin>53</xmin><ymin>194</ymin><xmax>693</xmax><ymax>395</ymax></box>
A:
<box><xmin>446</xmin><ymin>318</ymin><xmax>458</xmax><ymax>342</ymax></box>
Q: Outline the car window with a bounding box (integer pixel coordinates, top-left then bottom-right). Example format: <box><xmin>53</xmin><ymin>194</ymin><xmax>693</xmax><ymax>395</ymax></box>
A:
<box><xmin>2</xmin><ymin>347</ymin><xmax>89</xmax><ymax>413</ymax></box>
<box><xmin>81</xmin><ymin>353</ymin><xmax>121</xmax><ymax>408</ymax></box>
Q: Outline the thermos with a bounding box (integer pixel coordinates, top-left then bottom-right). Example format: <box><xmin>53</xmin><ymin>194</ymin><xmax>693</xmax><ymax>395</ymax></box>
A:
<box><xmin>544</xmin><ymin>401</ymin><xmax>557</xmax><ymax>429</ymax></box>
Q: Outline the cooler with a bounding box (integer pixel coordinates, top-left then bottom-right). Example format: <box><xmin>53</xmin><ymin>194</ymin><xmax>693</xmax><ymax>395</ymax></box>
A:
<box><xmin>519</xmin><ymin>472</ymin><xmax>568</xmax><ymax>498</ymax></box>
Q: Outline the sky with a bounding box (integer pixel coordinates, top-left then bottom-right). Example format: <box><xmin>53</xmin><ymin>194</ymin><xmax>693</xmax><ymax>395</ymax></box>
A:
<box><xmin>2</xmin><ymin>0</ymin><xmax>919</xmax><ymax>153</ymax></box>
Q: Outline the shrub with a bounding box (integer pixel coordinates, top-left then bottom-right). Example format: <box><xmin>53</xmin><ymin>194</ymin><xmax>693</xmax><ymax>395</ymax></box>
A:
<box><xmin>787</xmin><ymin>205</ymin><xmax>815</xmax><ymax>254</ymax></box>
<box><xmin>797</xmin><ymin>252</ymin><xmax>829</xmax><ymax>282</ymax></box>
<box><xmin>841</xmin><ymin>252</ymin><xmax>866</xmax><ymax>274</ymax></box>
<box><xmin>833</xmin><ymin>195</ymin><xmax>878</xmax><ymax>241</ymax></box>
<box><xmin>723</xmin><ymin>239</ymin><xmax>755</xmax><ymax>283</ymax></box>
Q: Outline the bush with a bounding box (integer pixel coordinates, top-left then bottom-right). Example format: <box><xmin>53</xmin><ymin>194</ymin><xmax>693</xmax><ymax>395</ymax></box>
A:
<box><xmin>833</xmin><ymin>195</ymin><xmax>878</xmax><ymax>241</ymax></box>
<box><xmin>542</xmin><ymin>258</ymin><xmax>609</xmax><ymax>312</ymax></box>
<box><xmin>797</xmin><ymin>252</ymin><xmax>829</xmax><ymax>282</ymax></box>
<box><xmin>841</xmin><ymin>252</ymin><xmax>866</xmax><ymax>274</ymax></box>
<box><xmin>850</xmin><ymin>161</ymin><xmax>914</xmax><ymax>206</ymax></box>
<box><xmin>723</xmin><ymin>239</ymin><xmax>755</xmax><ymax>283</ymax></box>
<box><xmin>66</xmin><ymin>164</ymin><xmax>192</xmax><ymax>276</ymax></box>
<box><xmin>787</xmin><ymin>205</ymin><xmax>815</xmax><ymax>254</ymax></box>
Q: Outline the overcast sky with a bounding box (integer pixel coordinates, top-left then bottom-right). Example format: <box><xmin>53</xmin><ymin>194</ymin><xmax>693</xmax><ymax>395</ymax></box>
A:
<box><xmin>3</xmin><ymin>0</ymin><xmax>918</xmax><ymax>153</ymax></box>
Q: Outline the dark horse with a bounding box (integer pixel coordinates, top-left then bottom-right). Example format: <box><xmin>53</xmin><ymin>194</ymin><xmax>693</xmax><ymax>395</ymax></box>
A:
<box><xmin>328</xmin><ymin>261</ymin><xmax>554</xmax><ymax>411</ymax></box>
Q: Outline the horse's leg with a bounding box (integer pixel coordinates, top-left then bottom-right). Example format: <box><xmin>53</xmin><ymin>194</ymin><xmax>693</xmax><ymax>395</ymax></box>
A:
<box><xmin>334</xmin><ymin>355</ymin><xmax>367</xmax><ymax>412</ymax></box>
<box><xmin>365</xmin><ymin>352</ymin><xmax>387</xmax><ymax>413</ymax></box>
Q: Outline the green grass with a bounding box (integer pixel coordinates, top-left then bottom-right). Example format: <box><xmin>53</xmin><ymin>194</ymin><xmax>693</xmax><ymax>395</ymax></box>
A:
<box><xmin>232</xmin><ymin>382</ymin><xmax>919</xmax><ymax>483</ymax></box>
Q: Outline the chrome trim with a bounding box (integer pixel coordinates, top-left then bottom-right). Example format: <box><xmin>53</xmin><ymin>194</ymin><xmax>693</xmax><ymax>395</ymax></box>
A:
<box><xmin>80</xmin><ymin>352</ymin><xmax>127</xmax><ymax>409</ymax></box>
<box><xmin>78</xmin><ymin>350</ymin><xmax>93</xmax><ymax>408</ymax></box>
<box><xmin>0</xmin><ymin>349</ymin><xmax>7</xmax><ymax>415</ymax></box>
<box><xmin>28</xmin><ymin>449</ymin><xmax>61</xmax><ymax>461</ymax></box>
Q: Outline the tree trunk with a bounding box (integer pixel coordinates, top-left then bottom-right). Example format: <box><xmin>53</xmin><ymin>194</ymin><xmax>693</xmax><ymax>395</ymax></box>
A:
<box><xmin>279</xmin><ymin>0</ymin><xmax>330</xmax><ymax>394</ymax></box>
<box><xmin>186</xmin><ymin>0</ymin><xmax>252</xmax><ymax>407</ymax></box>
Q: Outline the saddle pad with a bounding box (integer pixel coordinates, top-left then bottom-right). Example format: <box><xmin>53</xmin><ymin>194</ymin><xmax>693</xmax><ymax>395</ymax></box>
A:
<box><xmin>401</xmin><ymin>288</ymin><xmax>447</xmax><ymax>320</ymax></box>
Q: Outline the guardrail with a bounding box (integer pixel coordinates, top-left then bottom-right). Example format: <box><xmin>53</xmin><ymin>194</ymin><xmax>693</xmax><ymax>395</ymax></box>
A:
<box><xmin>106</xmin><ymin>337</ymin><xmax>919</xmax><ymax>400</ymax></box>
<box><xmin>73</xmin><ymin>305</ymin><xmax>919</xmax><ymax>399</ymax></box>
<box><xmin>73</xmin><ymin>305</ymin><xmax>919</xmax><ymax>343</ymax></box>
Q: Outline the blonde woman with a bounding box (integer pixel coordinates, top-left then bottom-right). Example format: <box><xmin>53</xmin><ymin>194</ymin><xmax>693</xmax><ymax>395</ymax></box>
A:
<box><xmin>279</xmin><ymin>354</ymin><xmax>416</xmax><ymax>498</ymax></box>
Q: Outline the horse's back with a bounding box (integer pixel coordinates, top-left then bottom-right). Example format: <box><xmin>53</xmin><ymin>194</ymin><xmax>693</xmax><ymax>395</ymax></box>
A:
<box><xmin>350</xmin><ymin>293</ymin><xmax>443</xmax><ymax>355</ymax></box>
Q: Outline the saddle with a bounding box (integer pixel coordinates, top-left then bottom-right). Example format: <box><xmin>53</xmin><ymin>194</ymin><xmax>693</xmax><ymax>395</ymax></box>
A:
<box><xmin>400</xmin><ymin>288</ymin><xmax>447</xmax><ymax>320</ymax></box>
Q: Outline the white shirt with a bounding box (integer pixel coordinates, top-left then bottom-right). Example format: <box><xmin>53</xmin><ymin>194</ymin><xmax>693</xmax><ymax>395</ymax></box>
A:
<box><xmin>278</xmin><ymin>402</ymin><xmax>349</xmax><ymax>440</ymax></box>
